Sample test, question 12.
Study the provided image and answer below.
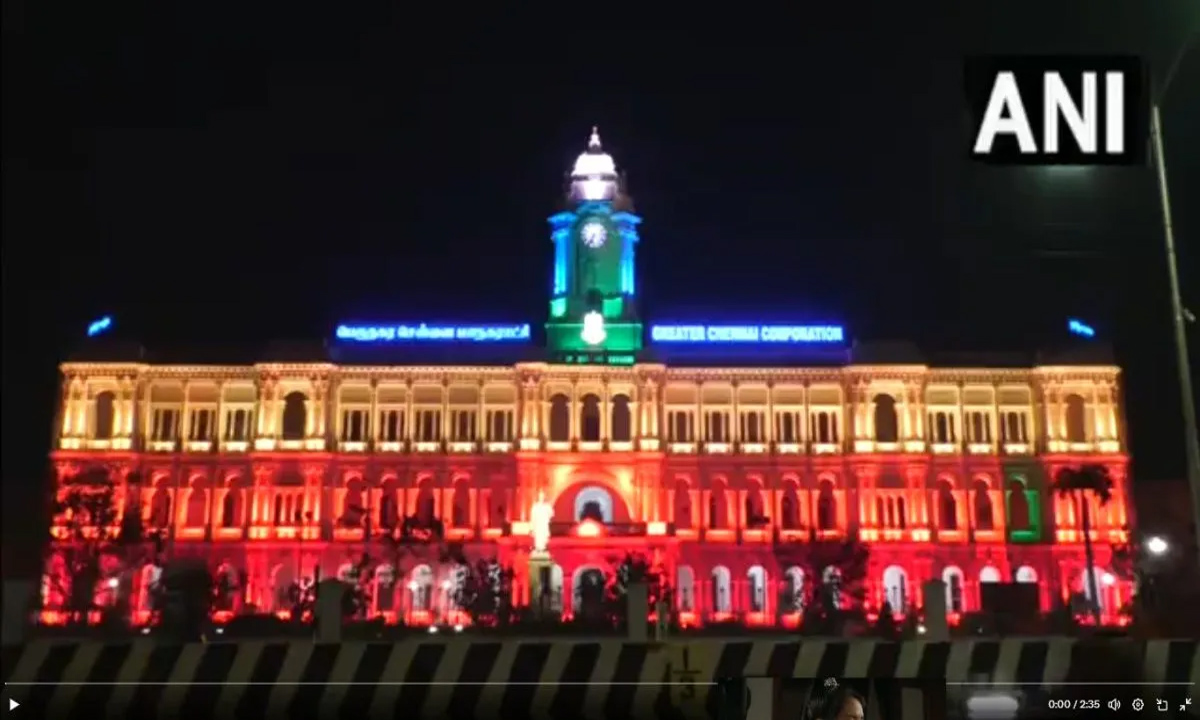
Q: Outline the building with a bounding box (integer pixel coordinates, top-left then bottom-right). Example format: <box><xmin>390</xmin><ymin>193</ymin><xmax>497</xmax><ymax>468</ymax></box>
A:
<box><xmin>45</xmin><ymin>129</ymin><xmax>1132</xmax><ymax>627</ymax></box>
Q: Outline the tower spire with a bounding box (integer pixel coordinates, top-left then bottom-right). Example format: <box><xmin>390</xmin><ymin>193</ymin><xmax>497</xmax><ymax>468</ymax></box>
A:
<box><xmin>589</xmin><ymin>126</ymin><xmax>602</xmax><ymax>149</ymax></box>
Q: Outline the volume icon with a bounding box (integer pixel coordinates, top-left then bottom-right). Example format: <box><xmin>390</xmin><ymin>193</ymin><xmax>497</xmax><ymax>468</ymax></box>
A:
<box><xmin>1109</xmin><ymin>699</ymin><xmax>1122</xmax><ymax>711</ymax></box>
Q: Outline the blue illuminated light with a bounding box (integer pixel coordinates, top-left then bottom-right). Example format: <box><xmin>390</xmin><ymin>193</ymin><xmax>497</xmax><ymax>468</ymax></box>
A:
<box><xmin>650</xmin><ymin>324</ymin><xmax>845</xmax><ymax>344</ymax></box>
<box><xmin>1067</xmin><ymin>319</ymin><xmax>1096</xmax><ymax>338</ymax></box>
<box><xmin>336</xmin><ymin>324</ymin><xmax>531</xmax><ymax>343</ymax></box>
<box><xmin>87</xmin><ymin>316</ymin><xmax>113</xmax><ymax>337</ymax></box>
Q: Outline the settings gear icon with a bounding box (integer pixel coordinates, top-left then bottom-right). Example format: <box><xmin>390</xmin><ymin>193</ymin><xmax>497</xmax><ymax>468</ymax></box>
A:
<box><xmin>1132</xmin><ymin>699</ymin><xmax>1145</xmax><ymax>711</ymax></box>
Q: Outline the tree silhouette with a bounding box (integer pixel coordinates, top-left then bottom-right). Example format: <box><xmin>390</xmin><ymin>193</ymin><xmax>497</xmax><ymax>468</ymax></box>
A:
<box><xmin>151</xmin><ymin>557</ymin><xmax>216</xmax><ymax>640</ymax></box>
<box><xmin>1053</xmin><ymin>465</ymin><xmax>1114</xmax><ymax>625</ymax></box>
<box><xmin>775</xmin><ymin>531</ymin><xmax>870</xmax><ymax>635</ymax></box>
<box><xmin>604</xmin><ymin>551</ymin><xmax>671</xmax><ymax>627</ymax></box>
<box><xmin>444</xmin><ymin>546</ymin><xmax>514</xmax><ymax>628</ymax></box>
<box><xmin>48</xmin><ymin>466</ymin><xmax>158</xmax><ymax>625</ymax></box>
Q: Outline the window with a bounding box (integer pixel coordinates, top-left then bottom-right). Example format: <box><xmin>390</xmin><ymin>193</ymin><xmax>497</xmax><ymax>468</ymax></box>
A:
<box><xmin>379</xmin><ymin>409</ymin><xmax>404</xmax><ymax>442</ymax></box>
<box><xmin>580</xmin><ymin>394</ymin><xmax>601</xmax><ymax>441</ymax></box>
<box><xmin>414</xmin><ymin>409</ymin><xmax>442</xmax><ymax>442</ymax></box>
<box><xmin>776</xmin><ymin>411</ymin><xmax>802</xmax><ymax>443</ymax></box>
<box><xmin>280</xmin><ymin>392</ymin><xmax>307</xmax><ymax>440</ymax></box>
<box><xmin>873</xmin><ymin>395</ymin><xmax>899</xmax><ymax>442</ymax></box>
<box><xmin>151</xmin><ymin>408</ymin><xmax>178</xmax><ymax>441</ymax></box>
<box><xmin>705</xmin><ymin>411</ymin><xmax>730</xmax><ymax>442</ymax></box>
<box><xmin>450</xmin><ymin>409</ymin><xmax>477</xmax><ymax>442</ymax></box>
<box><xmin>967</xmin><ymin>411</ymin><xmax>992</xmax><ymax>443</ymax></box>
<box><xmin>1065</xmin><ymin>394</ymin><xmax>1087</xmax><ymax>442</ymax></box>
<box><xmin>739</xmin><ymin>411</ymin><xmax>765</xmax><ymax>442</ymax></box>
<box><xmin>929</xmin><ymin>411</ymin><xmax>957</xmax><ymax>443</ymax></box>
<box><xmin>548</xmin><ymin>394</ymin><xmax>569</xmax><ymax>442</ymax></box>
<box><xmin>610</xmin><ymin>395</ymin><xmax>632</xmax><ymax>441</ymax></box>
<box><xmin>486</xmin><ymin>409</ymin><xmax>514</xmax><ymax>441</ymax></box>
<box><xmin>224</xmin><ymin>409</ymin><xmax>252</xmax><ymax>440</ymax></box>
<box><xmin>341</xmin><ymin>409</ymin><xmax>368</xmax><ymax>442</ymax></box>
<box><xmin>93</xmin><ymin>391</ymin><xmax>116</xmax><ymax>439</ymax></box>
<box><xmin>811</xmin><ymin>411</ymin><xmax>839</xmax><ymax>444</ymax></box>
<box><xmin>1001</xmin><ymin>411</ymin><xmax>1028</xmax><ymax>443</ymax></box>
<box><xmin>188</xmin><ymin>409</ymin><xmax>216</xmax><ymax>440</ymax></box>
<box><xmin>668</xmin><ymin>411</ymin><xmax>695</xmax><ymax>442</ymax></box>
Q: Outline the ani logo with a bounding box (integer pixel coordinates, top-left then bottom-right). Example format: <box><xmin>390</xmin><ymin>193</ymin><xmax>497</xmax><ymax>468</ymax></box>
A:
<box><xmin>581</xmin><ymin>311</ymin><xmax>607</xmax><ymax>346</ymax></box>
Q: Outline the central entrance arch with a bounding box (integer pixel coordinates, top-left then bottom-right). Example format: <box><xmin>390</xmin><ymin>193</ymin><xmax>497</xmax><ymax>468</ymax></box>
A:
<box><xmin>573</xmin><ymin>486</ymin><xmax>614</xmax><ymax>523</ymax></box>
<box><xmin>550</xmin><ymin>472</ymin><xmax>634</xmax><ymax>526</ymax></box>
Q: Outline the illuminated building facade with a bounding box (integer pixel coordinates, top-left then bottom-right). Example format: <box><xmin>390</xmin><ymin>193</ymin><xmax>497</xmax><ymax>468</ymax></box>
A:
<box><xmin>46</xmin><ymin>130</ymin><xmax>1132</xmax><ymax>627</ymax></box>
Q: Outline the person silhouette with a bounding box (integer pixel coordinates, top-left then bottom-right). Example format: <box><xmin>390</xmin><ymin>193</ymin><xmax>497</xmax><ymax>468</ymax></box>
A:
<box><xmin>805</xmin><ymin>679</ymin><xmax>867</xmax><ymax>720</ymax></box>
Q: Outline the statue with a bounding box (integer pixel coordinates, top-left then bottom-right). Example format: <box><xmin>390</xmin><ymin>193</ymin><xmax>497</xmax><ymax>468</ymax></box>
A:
<box><xmin>531</xmin><ymin>490</ymin><xmax>554</xmax><ymax>555</ymax></box>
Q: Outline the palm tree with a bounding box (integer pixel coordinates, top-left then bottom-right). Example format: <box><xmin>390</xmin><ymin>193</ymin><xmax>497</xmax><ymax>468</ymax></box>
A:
<box><xmin>1053</xmin><ymin>465</ymin><xmax>1114</xmax><ymax>625</ymax></box>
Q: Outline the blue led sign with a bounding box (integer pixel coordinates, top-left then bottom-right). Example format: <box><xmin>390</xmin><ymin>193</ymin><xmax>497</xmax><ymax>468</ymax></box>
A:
<box><xmin>87</xmin><ymin>316</ymin><xmax>113</xmax><ymax>337</ymax></box>
<box><xmin>335</xmin><ymin>324</ymin><xmax>531</xmax><ymax>343</ymax></box>
<box><xmin>650</xmin><ymin>324</ymin><xmax>845</xmax><ymax>344</ymax></box>
<box><xmin>1067</xmin><ymin>319</ymin><xmax>1096</xmax><ymax>338</ymax></box>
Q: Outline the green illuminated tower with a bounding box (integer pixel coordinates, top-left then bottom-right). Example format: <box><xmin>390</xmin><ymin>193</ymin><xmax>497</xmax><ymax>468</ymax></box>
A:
<box><xmin>545</xmin><ymin>128</ymin><xmax>643</xmax><ymax>365</ymax></box>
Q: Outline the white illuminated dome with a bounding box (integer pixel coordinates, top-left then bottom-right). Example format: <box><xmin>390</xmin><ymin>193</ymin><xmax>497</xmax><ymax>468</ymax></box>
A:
<box><xmin>571</xmin><ymin>127</ymin><xmax>616</xmax><ymax>178</ymax></box>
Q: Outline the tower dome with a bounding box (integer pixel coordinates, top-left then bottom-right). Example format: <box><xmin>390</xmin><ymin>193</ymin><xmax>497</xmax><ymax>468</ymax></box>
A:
<box><xmin>571</xmin><ymin>127</ymin><xmax>617</xmax><ymax>178</ymax></box>
<box><xmin>569</xmin><ymin>127</ymin><xmax>619</xmax><ymax>202</ymax></box>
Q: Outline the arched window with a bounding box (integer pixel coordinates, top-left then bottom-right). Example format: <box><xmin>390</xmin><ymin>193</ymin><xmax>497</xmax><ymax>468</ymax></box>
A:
<box><xmin>674</xmin><ymin>479</ymin><xmax>692</xmax><ymax>529</ymax></box>
<box><xmin>781</xmin><ymin>486</ymin><xmax>800</xmax><ymax>529</ymax></box>
<box><xmin>227</xmin><ymin>409</ymin><xmax>250</xmax><ymax>440</ymax></box>
<box><xmin>379</xmin><ymin>492</ymin><xmax>398</xmax><ymax>529</ymax></box>
<box><xmin>942</xmin><ymin>566</ymin><xmax>965</xmax><ymax>613</ymax></box>
<box><xmin>711</xmin><ymin>566</ymin><xmax>732</xmax><ymax>613</ymax></box>
<box><xmin>1007</xmin><ymin>479</ymin><xmax>1031</xmax><ymax>530</ymax></box>
<box><xmin>548</xmin><ymin>394</ymin><xmax>570</xmax><ymax>442</ymax></box>
<box><xmin>185</xmin><ymin>487</ymin><xmax>207</xmax><ymax>527</ymax></box>
<box><xmin>451</xmin><ymin>478</ymin><xmax>471</xmax><ymax>527</ymax></box>
<box><xmin>149</xmin><ymin>489</ymin><xmax>171</xmax><ymax>528</ymax></box>
<box><xmin>934</xmin><ymin>414</ymin><xmax>950</xmax><ymax>443</ymax></box>
<box><xmin>610</xmin><ymin>394</ymin><xmax>632</xmax><ymax>442</ymax></box>
<box><xmin>973</xmin><ymin>479</ymin><xmax>994</xmax><ymax>530</ymax></box>
<box><xmin>1065</xmin><ymin>394</ymin><xmax>1087</xmax><ymax>443</ymax></box>
<box><xmin>780</xmin><ymin>413</ymin><xmax>796</xmax><ymax>443</ymax></box>
<box><xmin>816</xmin><ymin>480</ymin><xmax>837</xmax><ymax>530</ymax></box>
<box><xmin>220</xmin><ymin>490</ymin><xmax>238</xmax><ymax>527</ymax></box>
<box><xmin>1005</xmin><ymin>413</ymin><xmax>1021</xmax><ymax>443</ymax></box>
<box><xmin>747</xmin><ymin>566</ymin><xmax>768</xmax><ymax>612</ymax></box>
<box><xmin>709</xmin><ymin>481</ymin><xmax>728</xmax><ymax>529</ymax></box>
<box><xmin>94</xmin><ymin>391</ymin><xmax>116</xmax><ymax>439</ymax></box>
<box><xmin>580</xmin><ymin>394</ymin><xmax>601</xmax><ymax>441</ymax></box>
<box><xmin>415</xmin><ymin>482</ymin><xmax>436</xmax><ymax>525</ymax></box>
<box><xmin>873</xmin><ymin>394</ymin><xmax>899</xmax><ymax>443</ymax></box>
<box><xmin>938</xmin><ymin>480</ymin><xmax>957</xmax><ymax>529</ymax></box>
<box><xmin>883</xmin><ymin>565</ymin><xmax>909</xmax><ymax>613</ymax></box>
<box><xmin>281</xmin><ymin>392</ymin><xmax>308</xmax><ymax>440</ymax></box>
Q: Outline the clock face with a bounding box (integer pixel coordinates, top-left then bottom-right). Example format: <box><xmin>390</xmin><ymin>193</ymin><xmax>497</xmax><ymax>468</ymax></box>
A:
<box><xmin>581</xmin><ymin>222</ymin><xmax>607</xmax><ymax>249</ymax></box>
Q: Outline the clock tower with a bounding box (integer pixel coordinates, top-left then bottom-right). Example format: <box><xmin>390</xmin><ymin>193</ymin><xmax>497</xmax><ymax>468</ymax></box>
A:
<box><xmin>545</xmin><ymin>128</ymin><xmax>643</xmax><ymax>364</ymax></box>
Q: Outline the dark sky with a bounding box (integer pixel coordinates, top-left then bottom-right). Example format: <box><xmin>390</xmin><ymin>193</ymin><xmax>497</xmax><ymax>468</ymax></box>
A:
<box><xmin>3</xmin><ymin>2</ymin><xmax>1198</xmax><ymax>543</ymax></box>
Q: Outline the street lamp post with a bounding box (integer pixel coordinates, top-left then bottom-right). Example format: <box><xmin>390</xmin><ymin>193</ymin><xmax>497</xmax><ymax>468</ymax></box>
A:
<box><xmin>1149</xmin><ymin>37</ymin><xmax>1200</xmax><ymax>572</ymax></box>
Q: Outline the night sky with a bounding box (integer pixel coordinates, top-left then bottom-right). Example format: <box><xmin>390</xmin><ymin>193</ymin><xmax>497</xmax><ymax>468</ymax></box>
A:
<box><xmin>3</xmin><ymin>3</ymin><xmax>1198</xmax><ymax>555</ymax></box>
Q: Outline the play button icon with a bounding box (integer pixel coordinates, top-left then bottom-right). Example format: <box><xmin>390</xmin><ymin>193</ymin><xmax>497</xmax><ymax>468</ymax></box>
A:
<box><xmin>8</xmin><ymin>698</ymin><xmax>18</xmax><ymax>711</ymax></box>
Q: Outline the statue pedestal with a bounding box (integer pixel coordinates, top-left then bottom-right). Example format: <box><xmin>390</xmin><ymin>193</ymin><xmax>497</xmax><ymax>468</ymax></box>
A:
<box><xmin>529</xmin><ymin>551</ymin><xmax>553</xmax><ymax>616</ymax></box>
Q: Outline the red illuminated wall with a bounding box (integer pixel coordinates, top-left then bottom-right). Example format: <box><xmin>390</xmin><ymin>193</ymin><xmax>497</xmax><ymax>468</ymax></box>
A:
<box><xmin>43</xmin><ymin>446</ymin><xmax>1132</xmax><ymax>627</ymax></box>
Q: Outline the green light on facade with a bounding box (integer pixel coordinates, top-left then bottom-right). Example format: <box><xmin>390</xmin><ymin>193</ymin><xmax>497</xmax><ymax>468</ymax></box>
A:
<box><xmin>549</xmin><ymin>298</ymin><xmax>567</xmax><ymax>318</ymax></box>
<box><xmin>1007</xmin><ymin>489</ymin><xmax>1042</xmax><ymax>543</ymax></box>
